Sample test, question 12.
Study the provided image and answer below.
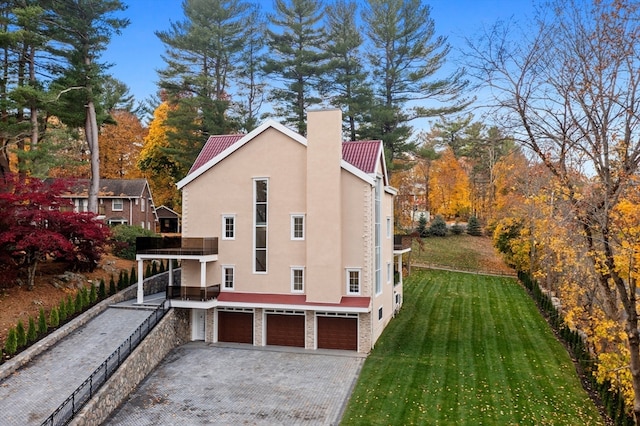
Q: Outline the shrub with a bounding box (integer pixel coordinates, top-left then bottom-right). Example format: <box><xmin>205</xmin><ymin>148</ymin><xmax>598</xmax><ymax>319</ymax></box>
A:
<box><xmin>66</xmin><ymin>295</ymin><xmax>75</xmax><ymax>317</ymax></box>
<box><xmin>417</xmin><ymin>213</ymin><xmax>428</xmax><ymax>238</ymax></box>
<box><xmin>38</xmin><ymin>308</ymin><xmax>47</xmax><ymax>335</ymax></box>
<box><xmin>130</xmin><ymin>266</ymin><xmax>137</xmax><ymax>284</ymax></box>
<box><xmin>16</xmin><ymin>320</ymin><xmax>26</xmax><ymax>347</ymax></box>
<box><xmin>117</xmin><ymin>270</ymin><xmax>124</xmax><ymax>290</ymax></box>
<box><xmin>145</xmin><ymin>263</ymin><xmax>152</xmax><ymax>278</ymax></box>
<box><xmin>4</xmin><ymin>328</ymin><xmax>17</xmax><ymax>356</ymax></box>
<box><xmin>110</xmin><ymin>225</ymin><xmax>156</xmax><ymax>260</ymax></box>
<box><xmin>122</xmin><ymin>270</ymin><xmax>129</xmax><ymax>287</ymax></box>
<box><xmin>98</xmin><ymin>278</ymin><xmax>106</xmax><ymax>299</ymax></box>
<box><xmin>467</xmin><ymin>215</ymin><xmax>483</xmax><ymax>236</ymax></box>
<box><xmin>27</xmin><ymin>317</ymin><xmax>37</xmax><ymax>343</ymax></box>
<box><xmin>109</xmin><ymin>275</ymin><xmax>116</xmax><ymax>295</ymax></box>
<box><xmin>49</xmin><ymin>306</ymin><xmax>59</xmax><ymax>328</ymax></box>
<box><xmin>58</xmin><ymin>298</ymin><xmax>67</xmax><ymax>322</ymax></box>
<box><xmin>428</xmin><ymin>215</ymin><xmax>448</xmax><ymax>237</ymax></box>
<box><xmin>89</xmin><ymin>284</ymin><xmax>97</xmax><ymax>304</ymax></box>
<box><xmin>75</xmin><ymin>291</ymin><xmax>83</xmax><ymax>312</ymax></box>
<box><xmin>451</xmin><ymin>222</ymin><xmax>465</xmax><ymax>235</ymax></box>
<box><xmin>151</xmin><ymin>261</ymin><xmax>158</xmax><ymax>276</ymax></box>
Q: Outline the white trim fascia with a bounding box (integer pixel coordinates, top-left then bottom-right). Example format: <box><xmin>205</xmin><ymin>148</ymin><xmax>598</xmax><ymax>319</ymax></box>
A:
<box><xmin>218</xmin><ymin>301</ymin><xmax>371</xmax><ymax>313</ymax></box>
<box><xmin>177</xmin><ymin>120</ymin><xmax>307</xmax><ymax>189</ymax></box>
<box><xmin>378</xmin><ymin>143</ymin><xmax>390</xmax><ymax>185</ymax></box>
<box><xmin>156</xmin><ymin>205</ymin><xmax>181</xmax><ymax>216</ymax></box>
<box><xmin>341</xmin><ymin>160</ymin><xmax>375</xmax><ymax>185</ymax></box>
<box><xmin>385</xmin><ymin>186</ymin><xmax>398</xmax><ymax>196</ymax></box>
<box><xmin>136</xmin><ymin>254</ymin><xmax>218</xmax><ymax>262</ymax></box>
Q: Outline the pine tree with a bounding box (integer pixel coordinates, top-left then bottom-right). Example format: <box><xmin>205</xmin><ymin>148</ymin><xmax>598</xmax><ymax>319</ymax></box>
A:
<box><xmin>27</xmin><ymin>317</ymin><xmax>37</xmax><ymax>343</ymax></box>
<box><xmin>98</xmin><ymin>278</ymin><xmax>106</xmax><ymax>299</ymax></box>
<box><xmin>109</xmin><ymin>274</ymin><xmax>116</xmax><ymax>295</ymax></box>
<box><xmin>4</xmin><ymin>328</ymin><xmax>17</xmax><ymax>356</ymax></box>
<box><xmin>49</xmin><ymin>306</ymin><xmax>59</xmax><ymax>328</ymax></box>
<box><xmin>66</xmin><ymin>295</ymin><xmax>75</xmax><ymax>317</ymax></box>
<box><xmin>75</xmin><ymin>291</ymin><xmax>83</xmax><ymax>312</ymax></box>
<box><xmin>151</xmin><ymin>261</ymin><xmax>158</xmax><ymax>276</ymax></box>
<box><xmin>417</xmin><ymin>213</ymin><xmax>428</xmax><ymax>238</ymax></box>
<box><xmin>145</xmin><ymin>263</ymin><xmax>152</xmax><ymax>278</ymax></box>
<box><xmin>130</xmin><ymin>266</ymin><xmax>137</xmax><ymax>284</ymax></box>
<box><xmin>118</xmin><ymin>270</ymin><xmax>124</xmax><ymax>290</ymax></box>
<box><xmin>58</xmin><ymin>298</ymin><xmax>67</xmax><ymax>322</ymax></box>
<box><xmin>264</xmin><ymin>0</ymin><xmax>328</xmax><ymax>134</ymax></box>
<box><xmin>428</xmin><ymin>214</ymin><xmax>447</xmax><ymax>237</ymax></box>
<box><xmin>89</xmin><ymin>284</ymin><xmax>97</xmax><ymax>304</ymax></box>
<box><xmin>38</xmin><ymin>308</ymin><xmax>47</xmax><ymax>335</ymax></box>
<box><xmin>467</xmin><ymin>215</ymin><xmax>483</xmax><ymax>236</ymax></box>
<box><xmin>16</xmin><ymin>320</ymin><xmax>27</xmax><ymax>348</ymax></box>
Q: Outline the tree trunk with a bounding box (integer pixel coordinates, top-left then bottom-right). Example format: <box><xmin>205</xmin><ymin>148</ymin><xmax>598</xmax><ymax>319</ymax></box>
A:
<box><xmin>26</xmin><ymin>258</ymin><xmax>38</xmax><ymax>291</ymax></box>
<box><xmin>86</xmin><ymin>100</ymin><xmax>100</xmax><ymax>213</ymax></box>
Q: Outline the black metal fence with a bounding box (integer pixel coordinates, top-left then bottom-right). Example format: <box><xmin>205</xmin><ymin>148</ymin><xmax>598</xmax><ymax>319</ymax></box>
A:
<box><xmin>41</xmin><ymin>302</ymin><xmax>169</xmax><ymax>426</ymax></box>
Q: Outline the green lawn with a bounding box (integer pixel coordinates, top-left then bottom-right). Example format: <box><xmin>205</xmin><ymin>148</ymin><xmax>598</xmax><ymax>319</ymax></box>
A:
<box><xmin>341</xmin><ymin>270</ymin><xmax>603</xmax><ymax>425</ymax></box>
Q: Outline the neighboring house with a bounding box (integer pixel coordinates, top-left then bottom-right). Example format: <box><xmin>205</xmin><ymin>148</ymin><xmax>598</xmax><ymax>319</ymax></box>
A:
<box><xmin>155</xmin><ymin>205</ymin><xmax>181</xmax><ymax>233</ymax></box>
<box><xmin>53</xmin><ymin>178</ymin><xmax>157</xmax><ymax>230</ymax></box>
<box><xmin>135</xmin><ymin>110</ymin><xmax>410</xmax><ymax>353</ymax></box>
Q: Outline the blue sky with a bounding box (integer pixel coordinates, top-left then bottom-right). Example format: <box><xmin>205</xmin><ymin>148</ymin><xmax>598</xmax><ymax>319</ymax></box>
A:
<box><xmin>103</xmin><ymin>0</ymin><xmax>535</xmax><ymax>106</ymax></box>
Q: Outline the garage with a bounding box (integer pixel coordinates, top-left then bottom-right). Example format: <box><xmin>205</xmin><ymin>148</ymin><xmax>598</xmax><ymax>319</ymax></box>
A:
<box><xmin>218</xmin><ymin>310</ymin><xmax>253</xmax><ymax>344</ymax></box>
<box><xmin>266</xmin><ymin>311</ymin><xmax>305</xmax><ymax>347</ymax></box>
<box><xmin>317</xmin><ymin>315</ymin><xmax>358</xmax><ymax>351</ymax></box>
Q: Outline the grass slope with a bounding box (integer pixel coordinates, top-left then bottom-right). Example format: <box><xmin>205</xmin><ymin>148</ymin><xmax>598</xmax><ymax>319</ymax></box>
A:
<box><xmin>341</xmin><ymin>270</ymin><xmax>603</xmax><ymax>425</ymax></box>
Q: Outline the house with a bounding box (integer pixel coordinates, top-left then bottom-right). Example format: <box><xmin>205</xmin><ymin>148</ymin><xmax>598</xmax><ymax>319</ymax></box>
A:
<box><xmin>155</xmin><ymin>205</ymin><xmax>181</xmax><ymax>233</ymax></box>
<box><xmin>135</xmin><ymin>109</ymin><xmax>410</xmax><ymax>353</ymax></box>
<box><xmin>53</xmin><ymin>178</ymin><xmax>157</xmax><ymax>230</ymax></box>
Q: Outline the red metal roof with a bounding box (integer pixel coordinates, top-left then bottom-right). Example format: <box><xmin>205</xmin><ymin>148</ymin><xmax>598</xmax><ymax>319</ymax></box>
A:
<box><xmin>188</xmin><ymin>133</ymin><xmax>382</xmax><ymax>176</ymax></box>
<box><xmin>188</xmin><ymin>134</ymin><xmax>245</xmax><ymax>175</ymax></box>
<box><xmin>342</xmin><ymin>140</ymin><xmax>381</xmax><ymax>174</ymax></box>
<box><xmin>217</xmin><ymin>292</ymin><xmax>371</xmax><ymax>309</ymax></box>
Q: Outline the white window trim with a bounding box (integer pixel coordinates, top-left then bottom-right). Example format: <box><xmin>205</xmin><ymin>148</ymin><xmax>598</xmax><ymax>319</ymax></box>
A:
<box><xmin>387</xmin><ymin>262</ymin><xmax>392</xmax><ymax>284</ymax></box>
<box><xmin>222</xmin><ymin>265</ymin><xmax>235</xmax><ymax>290</ymax></box>
<box><xmin>222</xmin><ymin>214</ymin><xmax>236</xmax><ymax>240</ymax></box>
<box><xmin>290</xmin><ymin>214</ymin><xmax>305</xmax><ymax>240</ymax></box>
<box><xmin>378</xmin><ymin>306</ymin><xmax>383</xmax><ymax>321</ymax></box>
<box><xmin>141</xmin><ymin>198</ymin><xmax>145</xmax><ymax>212</ymax></box>
<box><xmin>346</xmin><ymin>268</ymin><xmax>361</xmax><ymax>295</ymax></box>
<box><xmin>291</xmin><ymin>266</ymin><xmax>305</xmax><ymax>293</ymax></box>
<box><xmin>386</xmin><ymin>216</ymin><xmax>391</xmax><ymax>239</ymax></box>
<box><xmin>112</xmin><ymin>198</ymin><xmax>123</xmax><ymax>211</ymax></box>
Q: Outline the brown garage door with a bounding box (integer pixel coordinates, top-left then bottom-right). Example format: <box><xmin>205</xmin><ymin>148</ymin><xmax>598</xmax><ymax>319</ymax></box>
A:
<box><xmin>218</xmin><ymin>311</ymin><xmax>253</xmax><ymax>344</ymax></box>
<box><xmin>266</xmin><ymin>314</ymin><xmax>305</xmax><ymax>347</ymax></box>
<box><xmin>317</xmin><ymin>316</ymin><xmax>358</xmax><ymax>350</ymax></box>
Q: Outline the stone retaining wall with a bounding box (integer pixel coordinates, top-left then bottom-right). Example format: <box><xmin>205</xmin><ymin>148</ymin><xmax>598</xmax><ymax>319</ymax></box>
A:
<box><xmin>70</xmin><ymin>308</ymin><xmax>190</xmax><ymax>426</ymax></box>
<box><xmin>0</xmin><ymin>269</ymin><xmax>180</xmax><ymax>382</ymax></box>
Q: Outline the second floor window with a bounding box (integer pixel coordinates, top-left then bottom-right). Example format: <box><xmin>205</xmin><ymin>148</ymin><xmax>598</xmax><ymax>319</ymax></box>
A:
<box><xmin>291</xmin><ymin>267</ymin><xmax>304</xmax><ymax>292</ymax></box>
<box><xmin>222</xmin><ymin>215</ymin><xmax>235</xmax><ymax>240</ymax></box>
<box><xmin>291</xmin><ymin>214</ymin><xmax>304</xmax><ymax>240</ymax></box>
<box><xmin>223</xmin><ymin>266</ymin><xmax>234</xmax><ymax>289</ymax></box>
<box><xmin>347</xmin><ymin>269</ymin><xmax>361</xmax><ymax>295</ymax></box>
<box><xmin>112</xmin><ymin>198</ymin><xmax>123</xmax><ymax>211</ymax></box>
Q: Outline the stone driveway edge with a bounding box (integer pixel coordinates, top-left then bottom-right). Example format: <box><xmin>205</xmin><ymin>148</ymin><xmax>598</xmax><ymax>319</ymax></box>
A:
<box><xmin>0</xmin><ymin>289</ymin><xmax>130</xmax><ymax>382</ymax></box>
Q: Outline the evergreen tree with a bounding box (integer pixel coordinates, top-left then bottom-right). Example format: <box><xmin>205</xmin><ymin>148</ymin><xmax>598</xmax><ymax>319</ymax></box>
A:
<box><xmin>467</xmin><ymin>215</ymin><xmax>483</xmax><ymax>236</ymax></box>
<box><xmin>66</xmin><ymin>295</ymin><xmax>75</xmax><ymax>317</ymax></box>
<box><xmin>151</xmin><ymin>261</ymin><xmax>158</xmax><ymax>276</ymax></box>
<box><xmin>89</xmin><ymin>283</ymin><xmax>97</xmax><ymax>304</ymax></box>
<box><xmin>118</xmin><ymin>270</ymin><xmax>124</xmax><ymax>290</ymax></box>
<box><xmin>130</xmin><ymin>266</ymin><xmax>137</xmax><ymax>284</ymax></box>
<box><xmin>49</xmin><ymin>306</ymin><xmax>59</xmax><ymax>328</ymax></box>
<box><xmin>156</xmin><ymin>0</ymin><xmax>253</xmax><ymax>179</ymax></box>
<box><xmin>58</xmin><ymin>298</ymin><xmax>67</xmax><ymax>322</ymax></box>
<box><xmin>75</xmin><ymin>291</ymin><xmax>83</xmax><ymax>312</ymax></box>
<box><xmin>417</xmin><ymin>213</ymin><xmax>428</xmax><ymax>237</ymax></box>
<box><xmin>98</xmin><ymin>278</ymin><xmax>106</xmax><ymax>299</ymax></box>
<box><xmin>44</xmin><ymin>0</ymin><xmax>129</xmax><ymax>212</ymax></box>
<box><xmin>109</xmin><ymin>274</ymin><xmax>116</xmax><ymax>295</ymax></box>
<box><xmin>264</xmin><ymin>0</ymin><xmax>328</xmax><ymax>134</ymax></box>
<box><xmin>428</xmin><ymin>214</ymin><xmax>447</xmax><ymax>237</ymax></box>
<box><xmin>38</xmin><ymin>307</ymin><xmax>47</xmax><ymax>335</ymax></box>
<box><xmin>361</xmin><ymin>0</ymin><xmax>469</xmax><ymax>163</ymax></box>
<box><xmin>145</xmin><ymin>263</ymin><xmax>152</xmax><ymax>278</ymax></box>
<box><xmin>4</xmin><ymin>328</ymin><xmax>17</xmax><ymax>356</ymax></box>
<box><xmin>15</xmin><ymin>320</ymin><xmax>26</xmax><ymax>348</ymax></box>
<box><xmin>27</xmin><ymin>317</ymin><xmax>37</xmax><ymax>343</ymax></box>
<box><xmin>323</xmin><ymin>0</ymin><xmax>372</xmax><ymax>141</ymax></box>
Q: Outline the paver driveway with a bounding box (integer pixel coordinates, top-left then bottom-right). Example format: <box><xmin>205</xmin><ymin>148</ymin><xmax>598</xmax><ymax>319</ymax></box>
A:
<box><xmin>105</xmin><ymin>343</ymin><xmax>364</xmax><ymax>425</ymax></box>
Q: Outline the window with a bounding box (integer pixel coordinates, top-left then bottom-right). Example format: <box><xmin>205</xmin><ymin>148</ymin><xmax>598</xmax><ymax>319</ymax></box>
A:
<box><xmin>222</xmin><ymin>215</ymin><xmax>236</xmax><ymax>240</ymax></box>
<box><xmin>223</xmin><ymin>266</ymin><xmax>234</xmax><ymax>290</ymax></box>
<box><xmin>291</xmin><ymin>267</ymin><xmax>304</xmax><ymax>292</ymax></box>
<box><xmin>346</xmin><ymin>269</ymin><xmax>361</xmax><ymax>295</ymax></box>
<box><xmin>141</xmin><ymin>198</ymin><xmax>145</xmax><ymax>212</ymax></box>
<box><xmin>291</xmin><ymin>215</ymin><xmax>305</xmax><ymax>240</ymax></box>
<box><xmin>112</xmin><ymin>198</ymin><xmax>123</xmax><ymax>211</ymax></box>
<box><xmin>387</xmin><ymin>262</ymin><xmax>392</xmax><ymax>284</ymax></box>
<box><xmin>387</xmin><ymin>217</ymin><xmax>391</xmax><ymax>239</ymax></box>
<box><xmin>375</xmin><ymin>177</ymin><xmax>382</xmax><ymax>295</ymax></box>
<box><xmin>378</xmin><ymin>307</ymin><xmax>383</xmax><ymax>320</ymax></box>
<box><xmin>254</xmin><ymin>179</ymin><xmax>268</xmax><ymax>273</ymax></box>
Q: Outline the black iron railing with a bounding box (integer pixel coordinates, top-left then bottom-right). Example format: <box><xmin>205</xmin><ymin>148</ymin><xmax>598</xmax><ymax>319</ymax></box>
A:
<box><xmin>41</xmin><ymin>302</ymin><xmax>169</xmax><ymax>426</ymax></box>
<box><xmin>136</xmin><ymin>236</ymin><xmax>218</xmax><ymax>256</ymax></box>
<box><xmin>166</xmin><ymin>284</ymin><xmax>220</xmax><ymax>301</ymax></box>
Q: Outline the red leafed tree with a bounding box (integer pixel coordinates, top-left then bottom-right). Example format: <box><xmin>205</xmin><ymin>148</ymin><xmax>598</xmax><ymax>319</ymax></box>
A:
<box><xmin>0</xmin><ymin>175</ymin><xmax>110</xmax><ymax>289</ymax></box>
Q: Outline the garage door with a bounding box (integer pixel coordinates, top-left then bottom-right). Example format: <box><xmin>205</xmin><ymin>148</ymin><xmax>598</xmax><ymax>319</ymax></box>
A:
<box><xmin>266</xmin><ymin>313</ymin><xmax>305</xmax><ymax>347</ymax></box>
<box><xmin>218</xmin><ymin>311</ymin><xmax>253</xmax><ymax>344</ymax></box>
<box><xmin>317</xmin><ymin>316</ymin><xmax>358</xmax><ymax>351</ymax></box>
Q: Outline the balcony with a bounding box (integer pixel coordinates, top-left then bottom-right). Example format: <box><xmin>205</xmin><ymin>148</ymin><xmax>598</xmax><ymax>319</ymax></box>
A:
<box><xmin>136</xmin><ymin>237</ymin><xmax>218</xmax><ymax>256</ymax></box>
<box><xmin>166</xmin><ymin>284</ymin><xmax>220</xmax><ymax>301</ymax></box>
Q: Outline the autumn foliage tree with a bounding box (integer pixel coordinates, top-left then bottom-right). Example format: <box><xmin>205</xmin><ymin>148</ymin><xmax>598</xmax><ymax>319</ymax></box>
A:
<box><xmin>98</xmin><ymin>110</ymin><xmax>146</xmax><ymax>179</ymax></box>
<box><xmin>0</xmin><ymin>175</ymin><xmax>110</xmax><ymax>289</ymax></box>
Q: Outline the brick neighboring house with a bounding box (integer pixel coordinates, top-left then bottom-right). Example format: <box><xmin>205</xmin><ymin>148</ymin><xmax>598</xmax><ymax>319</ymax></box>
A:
<box><xmin>54</xmin><ymin>178</ymin><xmax>157</xmax><ymax>230</ymax></box>
<box><xmin>135</xmin><ymin>110</ymin><xmax>410</xmax><ymax>353</ymax></box>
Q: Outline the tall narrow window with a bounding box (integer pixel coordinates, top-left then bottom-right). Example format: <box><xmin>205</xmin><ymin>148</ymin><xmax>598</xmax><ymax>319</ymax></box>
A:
<box><xmin>291</xmin><ymin>214</ymin><xmax>305</xmax><ymax>240</ymax></box>
<box><xmin>141</xmin><ymin>198</ymin><xmax>145</xmax><ymax>212</ymax></box>
<box><xmin>222</xmin><ymin>215</ymin><xmax>236</xmax><ymax>240</ymax></box>
<box><xmin>254</xmin><ymin>179</ymin><xmax>268</xmax><ymax>273</ymax></box>
<box><xmin>346</xmin><ymin>269</ymin><xmax>361</xmax><ymax>295</ymax></box>
<box><xmin>386</xmin><ymin>217</ymin><xmax>391</xmax><ymax>239</ymax></box>
<box><xmin>223</xmin><ymin>266</ymin><xmax>235</xmax><ymax>290</ymax></box>
<box><xmin>291</xmin><ymin>267</ymin><xmax>304</xmax><ymax>292</ymax></box>
<box><xmin>375</xmin><ymin>177</ymin><xmax>382</xmax><ymax>295</ymax></box>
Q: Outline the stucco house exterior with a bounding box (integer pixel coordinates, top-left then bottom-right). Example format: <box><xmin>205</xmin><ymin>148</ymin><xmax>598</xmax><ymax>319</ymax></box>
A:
<box><xmin>136</xmin><ymin>109</ymin><xmax>409</xmax><ymax>353</ymax></box>
<box><xmin>50</xmin><ymin>178</ymin><xmax>157</xmax><ymax>230</ymax></box>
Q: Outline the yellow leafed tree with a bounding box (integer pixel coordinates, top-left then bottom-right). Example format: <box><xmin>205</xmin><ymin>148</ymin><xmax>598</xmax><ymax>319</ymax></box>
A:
<box><xmin>99</xmin><ymin>110</ymin><xmax>146</xmax><ymax>179</ymax></box>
